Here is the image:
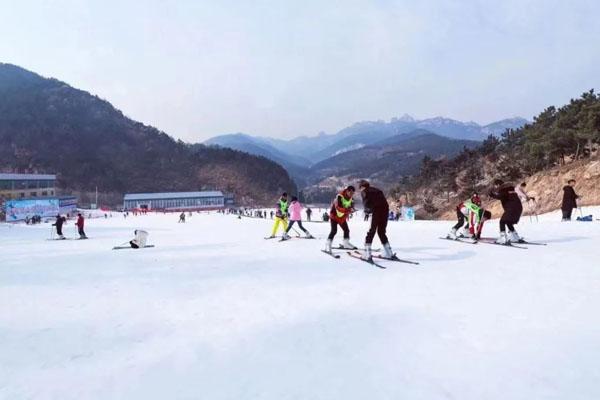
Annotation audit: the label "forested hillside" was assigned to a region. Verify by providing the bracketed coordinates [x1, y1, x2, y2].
[391, 90, 600, 218]
[0, 63, 296, 205]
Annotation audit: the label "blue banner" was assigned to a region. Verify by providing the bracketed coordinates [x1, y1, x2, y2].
[401, 206, 415, 221]
[4, 199, 60, 222]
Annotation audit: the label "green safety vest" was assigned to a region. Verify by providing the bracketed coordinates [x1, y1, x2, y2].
[336, 195, 352, 218]
[463, 200, 481, 224]
[279, 199, 288, 214]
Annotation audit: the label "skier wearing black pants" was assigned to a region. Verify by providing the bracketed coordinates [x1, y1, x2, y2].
[489, 179, 523, 244]
[561, 179, 580, 221]
[52, 214, 66, 239]
[358, 180, 393, 259]
[324, 186, 356, 252]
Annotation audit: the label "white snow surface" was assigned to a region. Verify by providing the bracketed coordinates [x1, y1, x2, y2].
[2, 210, 600, 399]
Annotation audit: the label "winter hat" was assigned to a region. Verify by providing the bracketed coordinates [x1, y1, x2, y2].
[346, 185, 356, 192]
[291, 196, 298, 202]
[358, 179, 370, 189]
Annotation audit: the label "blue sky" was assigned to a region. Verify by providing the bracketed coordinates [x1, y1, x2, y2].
[1, 0, 599, 141]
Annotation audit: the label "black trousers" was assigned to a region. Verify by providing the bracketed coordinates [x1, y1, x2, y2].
[286, 220, 308, 233]
[78, 227, 86, 237]
[365, 211, 389, 245]
[562, 208, 573, 220]
[453, 208, 465, 231]
[328, 220, 349, 240]
[56, 226, 63, 235]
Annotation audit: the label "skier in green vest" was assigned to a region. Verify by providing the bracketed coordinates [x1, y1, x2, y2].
[268, 192, 289, 238]
[324, 186, 357, 252]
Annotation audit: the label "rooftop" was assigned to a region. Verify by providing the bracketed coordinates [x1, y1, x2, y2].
[124, 191, 224, 201]
[0, 173, 56, 180]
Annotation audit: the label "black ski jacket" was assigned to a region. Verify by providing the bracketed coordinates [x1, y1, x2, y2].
[489, 183, 523, 221]
[52, 216, 65, 228]
[361, 186, 389, 215]
[561, 186, 579, 210]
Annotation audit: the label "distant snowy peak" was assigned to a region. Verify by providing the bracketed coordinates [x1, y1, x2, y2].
[392, 114, 416, 123]
[417, 117, 479, 128]
[481, 117, 530, 136]
[332, 143, 366, 156]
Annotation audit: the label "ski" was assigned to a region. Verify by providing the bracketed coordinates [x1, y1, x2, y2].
[372, 254, 420, 265]
[46, 238, 73, 241]
[477, 239, 527, 249]
[515, 240, 547, 246]
[480, 237, 546, 246]
[264, 236, 279, 240]
[337, 245, 381, 252]
[347, 251, 386, 269]
[112, 245, 155, 250]
[439, 237, 477, 245]
[321, 250, 341, 259]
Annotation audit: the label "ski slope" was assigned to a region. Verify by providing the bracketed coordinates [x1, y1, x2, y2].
[1, 210, 600, 399]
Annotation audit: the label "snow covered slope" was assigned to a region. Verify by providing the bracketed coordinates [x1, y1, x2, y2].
[1, 210, 600, 399]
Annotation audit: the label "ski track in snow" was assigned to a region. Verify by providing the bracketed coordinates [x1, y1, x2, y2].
[1, 209, 600, 399]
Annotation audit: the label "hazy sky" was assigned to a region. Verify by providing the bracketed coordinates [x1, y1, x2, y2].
[1, 0, 599, 141]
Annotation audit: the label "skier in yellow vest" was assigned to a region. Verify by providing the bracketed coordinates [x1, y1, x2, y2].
[324, 186, 357, 252]
[267, 192, 289, 238]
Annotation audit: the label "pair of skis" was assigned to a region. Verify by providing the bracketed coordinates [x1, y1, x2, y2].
[322, 249, 419, 268]
[441, 236, 547, 249]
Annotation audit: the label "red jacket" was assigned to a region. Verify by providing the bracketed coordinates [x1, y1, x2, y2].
[76, 216, 84, 228]
[329, 190, 354, 224]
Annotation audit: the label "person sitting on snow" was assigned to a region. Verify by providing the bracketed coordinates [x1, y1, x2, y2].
[130, 230, 149, 249]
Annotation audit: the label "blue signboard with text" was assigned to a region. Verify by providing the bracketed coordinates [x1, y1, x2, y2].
[4, 199, 60, 222]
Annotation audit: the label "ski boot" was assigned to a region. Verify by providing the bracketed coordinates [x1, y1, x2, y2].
[305, 231, 314, 239]
[447, 228, 458, 240]
[281, 232, 291, 241]
[382, 242, 394, 259]
[364, 243, 373, 260]
[509, 230, 522, 243]
[495, 232, 508, 244]
[324, 239, 333, 253]
[340, 239, 357, 249]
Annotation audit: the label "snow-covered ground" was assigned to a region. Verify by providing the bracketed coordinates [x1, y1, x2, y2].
[2, 209, 600, 399]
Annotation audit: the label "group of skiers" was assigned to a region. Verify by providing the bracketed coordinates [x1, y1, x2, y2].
[52, 213, 87, 239]
[268, 193, 315, 240]
[447, 178, 583, 244]
[268, 180, 396, 260]
[267, 178, 585, 259]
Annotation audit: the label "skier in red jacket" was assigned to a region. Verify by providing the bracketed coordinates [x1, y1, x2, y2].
[75, 213, 87, 239]
[324, 185, 356, 252]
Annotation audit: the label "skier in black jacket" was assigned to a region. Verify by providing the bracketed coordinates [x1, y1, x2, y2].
[489, 179, 523, 244]
[358, 180, 394, 259]
[561, 179, 580, 221]
[52, 214, 67, 239]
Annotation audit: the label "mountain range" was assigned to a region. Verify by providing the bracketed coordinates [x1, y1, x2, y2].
[205, 114, 528, 189]
[206, 114, 528, 165]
